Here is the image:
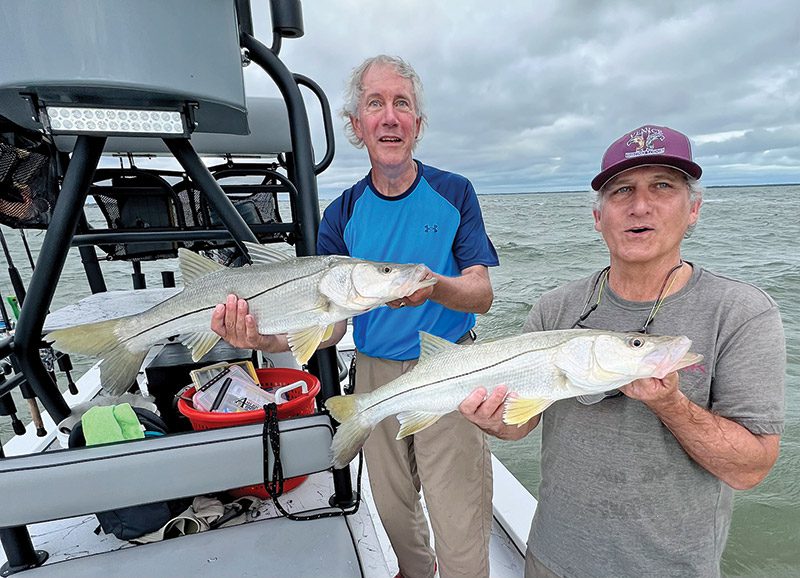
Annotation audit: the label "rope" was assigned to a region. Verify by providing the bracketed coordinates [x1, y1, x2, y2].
[262, 403, 362, 521]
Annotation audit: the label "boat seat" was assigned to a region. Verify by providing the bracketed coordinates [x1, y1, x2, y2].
[89, 168, 184, 260]
[0, 414, 363, 577]
[13, 515, 363, 578]
[0, 414, 335, 527]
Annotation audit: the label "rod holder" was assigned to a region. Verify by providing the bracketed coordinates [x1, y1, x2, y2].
[269, 0, 304, 38]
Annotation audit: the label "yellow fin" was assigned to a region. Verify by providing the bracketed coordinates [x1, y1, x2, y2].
[243, 242, 292, 264]
[178, 248, 225, 284]
[418, 331, 457, 362]
[503, 397, 555, 425]
[396, 411, 443, 439]
[325, 394, 359, 424]
[322, 323, 335, 342]
[287, 325, 327, 365]
[47, 318, 144, 396]
[182, 331, 222, 362]
[330, 415, 372, 469]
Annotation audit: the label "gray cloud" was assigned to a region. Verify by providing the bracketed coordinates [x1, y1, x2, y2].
[244, 0, 799, 196]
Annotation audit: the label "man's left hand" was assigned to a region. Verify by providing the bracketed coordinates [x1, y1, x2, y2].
[620, 371, 681, 407]
[387, 269, 437, 309]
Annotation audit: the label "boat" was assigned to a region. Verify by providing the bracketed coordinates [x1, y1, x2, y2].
[0, 1, 534, 575]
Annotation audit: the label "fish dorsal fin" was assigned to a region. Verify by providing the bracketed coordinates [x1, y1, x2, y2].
[178, 249, 225, 284]
[418, 331, 458, 362]
[243, 241, 292, 265]
[503, 397, 555, 425]
[396, 411, 444, 439]
[182, 331, 222, 362]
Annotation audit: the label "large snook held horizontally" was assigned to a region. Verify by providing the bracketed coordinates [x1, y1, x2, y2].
[46, 243, 436, 395]
[326, 329, 703, 468]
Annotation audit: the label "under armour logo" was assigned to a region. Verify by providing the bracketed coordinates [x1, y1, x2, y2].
[424, 224, 439, 233]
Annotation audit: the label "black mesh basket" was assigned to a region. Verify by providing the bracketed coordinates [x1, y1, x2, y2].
[90, 170, 184, 261]
[90, 165, 288, 264]
[0, 141, 57, 229]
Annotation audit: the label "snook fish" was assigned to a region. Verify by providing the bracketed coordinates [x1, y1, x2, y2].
[326, 329, 702, 468]
[47, 243, 435, 395]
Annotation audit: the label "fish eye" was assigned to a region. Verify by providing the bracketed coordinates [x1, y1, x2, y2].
[627, 336, 645, 348]
[381, 266, 392, 274]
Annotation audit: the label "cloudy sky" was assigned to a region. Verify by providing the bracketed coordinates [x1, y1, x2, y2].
[244, 0, 799, 196]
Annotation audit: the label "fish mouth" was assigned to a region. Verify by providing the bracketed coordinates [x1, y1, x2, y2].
[395, 265, 436, 295]
[352, 264, 436, 307]
[646, 338, 703, 378]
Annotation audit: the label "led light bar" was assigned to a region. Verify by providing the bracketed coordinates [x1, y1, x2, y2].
[43, 105, 189, 137]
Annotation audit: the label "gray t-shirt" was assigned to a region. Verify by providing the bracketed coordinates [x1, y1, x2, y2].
[524, 264, 785, 578]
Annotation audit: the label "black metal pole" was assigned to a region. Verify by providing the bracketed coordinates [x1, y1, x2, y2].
[242, 32, 354, 506]
[131, 261, 146, 290]
[77, 215, 107, 294]
[0, 228, 27, 306]
[13, 135, 106, 425]
[164, 138, 258, 262]
[0, 528, 48, 576]
[241, 35, 319, 256]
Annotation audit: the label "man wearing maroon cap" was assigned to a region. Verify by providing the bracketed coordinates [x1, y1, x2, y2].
[460, 125, 785, 577]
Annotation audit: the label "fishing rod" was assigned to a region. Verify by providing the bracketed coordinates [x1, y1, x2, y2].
[18, 228, 36, 270]
[0, 272, 45, 436]
[0, 226, 48, 435]
[0, 226, 27, 306]
[14, 227, 79, 394]
[0, 269, 26, 436]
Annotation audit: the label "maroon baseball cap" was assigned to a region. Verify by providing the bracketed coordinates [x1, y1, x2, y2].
[591, 125, 702, 191]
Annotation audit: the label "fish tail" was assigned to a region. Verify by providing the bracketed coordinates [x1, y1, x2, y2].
[325, 393, 361, 423]
[326, 393, 373, 469]
[47, 319, 145, 395]
[330, 417, 373, 469]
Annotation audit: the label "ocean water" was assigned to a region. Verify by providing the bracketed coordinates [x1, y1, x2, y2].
[0, 185, 797, 576]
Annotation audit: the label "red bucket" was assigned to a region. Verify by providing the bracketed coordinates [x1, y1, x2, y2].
[177, 367, 321, 497]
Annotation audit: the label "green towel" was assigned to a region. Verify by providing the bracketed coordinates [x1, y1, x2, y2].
[82, 403, 145, 446]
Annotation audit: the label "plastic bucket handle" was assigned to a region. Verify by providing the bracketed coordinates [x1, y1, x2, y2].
[273, 380, 308, 405]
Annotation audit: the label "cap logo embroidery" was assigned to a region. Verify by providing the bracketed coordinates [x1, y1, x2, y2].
[624, 127, 665, 158]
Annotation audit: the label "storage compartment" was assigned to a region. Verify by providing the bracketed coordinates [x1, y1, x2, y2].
[177, 368, 321, 497]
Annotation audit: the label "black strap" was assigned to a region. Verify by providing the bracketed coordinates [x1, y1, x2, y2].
[344, 353, 356, 395]
[262, 403, 362, 521]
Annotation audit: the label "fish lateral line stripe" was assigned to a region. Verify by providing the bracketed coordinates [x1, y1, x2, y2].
[364, 348, 547, 413]
[118, 270, 323, 346]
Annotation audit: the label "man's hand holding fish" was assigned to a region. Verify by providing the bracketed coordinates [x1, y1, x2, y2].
[459, 385, 537, 441]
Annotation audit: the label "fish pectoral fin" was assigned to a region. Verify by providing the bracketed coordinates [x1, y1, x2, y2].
[396, 411, 444, 439]
[503, 397, 555, 426]
[418, 331, 458, 362]
[243, 242, 292, 264]
[99, 348, 149, 396]
[178, 249, 225, 284]
[287, 326, 328, 366]
[182, 332, 222, 362]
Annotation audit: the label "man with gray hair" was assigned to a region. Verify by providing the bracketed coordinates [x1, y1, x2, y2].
[318, 55, 498, 578]
[460, 125, 785, 577]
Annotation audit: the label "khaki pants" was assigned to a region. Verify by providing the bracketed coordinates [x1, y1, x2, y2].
[356, 348, 493, 578]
